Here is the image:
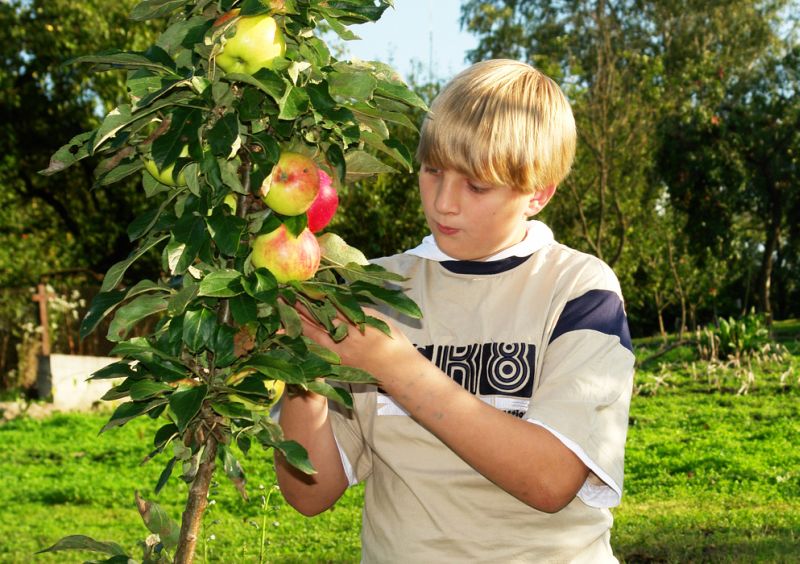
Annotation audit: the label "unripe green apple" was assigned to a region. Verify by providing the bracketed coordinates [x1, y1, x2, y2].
[214, 9, 286, 75]
[142, 146, 189, 187]
[252, 224, 320, 283]
[259, 152, 320, 216]
[226, 368, 285, 410]
[307, 169, 339, 232]
[224, 193, 237, 212]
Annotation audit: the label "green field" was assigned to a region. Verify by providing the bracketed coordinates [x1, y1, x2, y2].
[1, 328, 798, 563]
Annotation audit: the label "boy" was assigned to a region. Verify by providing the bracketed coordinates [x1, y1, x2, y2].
[276, 59, 635, 562]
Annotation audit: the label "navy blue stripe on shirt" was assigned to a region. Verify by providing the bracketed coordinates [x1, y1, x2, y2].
[440, 254, 532, 275]
[549, 289, 633, 352]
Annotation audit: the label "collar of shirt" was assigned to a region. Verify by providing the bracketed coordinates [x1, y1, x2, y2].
[404, 220, 555, 262]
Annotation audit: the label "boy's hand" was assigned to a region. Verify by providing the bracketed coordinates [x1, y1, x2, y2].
[292, 303, 415, 384]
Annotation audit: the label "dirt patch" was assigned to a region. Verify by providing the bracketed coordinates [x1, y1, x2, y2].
[0, 400, 60, 422]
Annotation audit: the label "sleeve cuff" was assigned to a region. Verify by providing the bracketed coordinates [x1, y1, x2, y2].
[526, 418, 622, 508]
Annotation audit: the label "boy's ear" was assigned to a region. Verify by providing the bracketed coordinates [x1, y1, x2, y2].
[525, 184, 557, 217]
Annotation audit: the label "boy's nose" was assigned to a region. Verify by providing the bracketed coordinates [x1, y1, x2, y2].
[434, 174, 460, 214]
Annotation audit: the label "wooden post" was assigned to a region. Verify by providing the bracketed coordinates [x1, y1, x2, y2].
[32, 283, 53, 355]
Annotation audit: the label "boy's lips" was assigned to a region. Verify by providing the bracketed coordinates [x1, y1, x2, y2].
[435, 222, 460, 235]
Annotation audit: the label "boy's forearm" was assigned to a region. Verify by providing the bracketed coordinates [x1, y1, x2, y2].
[274, 389, 349, 516]
[381, 351, 589, 513]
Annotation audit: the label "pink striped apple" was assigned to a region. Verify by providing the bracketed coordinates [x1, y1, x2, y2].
[251, 224, 320, 283]
[259, 152, 320, 216]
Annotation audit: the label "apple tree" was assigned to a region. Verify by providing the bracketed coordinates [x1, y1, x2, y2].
[37, 1, 424, 562]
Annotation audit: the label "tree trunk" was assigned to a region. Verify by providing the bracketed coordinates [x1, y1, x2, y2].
[174, 434, 219, 564]
[757, 195, 781, 326]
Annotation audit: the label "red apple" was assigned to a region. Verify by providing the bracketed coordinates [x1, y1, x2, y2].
[306, 169, 339, 232]
[251, 224, 320, 283]
[259, 152, 320, 216]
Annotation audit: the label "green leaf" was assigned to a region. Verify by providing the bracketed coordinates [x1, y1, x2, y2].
[101, 398, 168, 433]
[167, 215, 207, 275]
[278, 85, 310, 120]
[375, 79, 428, 110]
[154, 423, 179, 448]
[225, 70, 286, 102]
[276, 300, 302, 338]
[207, 213, 247, 257]
[107, 294, 168, 342]
[36, 535, 127, 556]
[344, 150, 397, 181]
[101, 233, 169, 292]
[328, 290, 366, 326]
[243, 269, 279, 303]
[135, 491, 181, 551]
[130, 380, 173, 401]
[246, 353, 305, 384]
[213, 324, 237, 368]
[39, 131, 94, 175]
[199, 270, 244, 298]
[167, 281, 199, 317]
[210, 400, 252, 419]
[208, 112, 241, 157]
[326, 143, 346, 184]
[229, 294, 258, 324]
[274, 440, 315, 475]
[350, 281, 422, 319]
[317, 232, 369, 266]
[94, 156, 144, 187]
[361, 130, 412, 171]
[168, 385, 208, 432]
[93, 104, 134, 153]
[328, 364, 379, 384]
[130, 0, 187, 21]
[88, 361, 137, 381]
[67, 49, 178, 74]
[80, 290, 126, 339]
[328, 68, 377, 102]
[182, 308, 217, 352]
[219, 444, 248, 500]
[306, 380, 353, 408]
[322, 14, 360, 41]
[154, 457, 177, 494]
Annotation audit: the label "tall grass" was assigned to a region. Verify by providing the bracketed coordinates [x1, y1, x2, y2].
[1, 321, 798, 563]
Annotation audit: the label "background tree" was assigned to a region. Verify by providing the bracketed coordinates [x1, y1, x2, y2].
[0, 1, 160, 287]
[460, 0, 799, 333]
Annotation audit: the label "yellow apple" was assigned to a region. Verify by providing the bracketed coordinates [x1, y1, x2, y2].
[214, 10, 286, 75]
[142, 145, 189, 187]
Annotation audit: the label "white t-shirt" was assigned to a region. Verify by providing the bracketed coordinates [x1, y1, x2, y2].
[329, 222, 635, 562]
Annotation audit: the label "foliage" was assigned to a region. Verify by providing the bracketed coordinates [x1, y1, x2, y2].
[459, 0, 800, 334]
[35, 0, 427, 561]
[0, 0, 161, 288]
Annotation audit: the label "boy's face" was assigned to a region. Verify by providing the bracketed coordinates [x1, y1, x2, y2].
[418, 164, 552, 261]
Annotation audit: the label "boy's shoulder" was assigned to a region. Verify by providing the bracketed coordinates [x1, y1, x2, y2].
[540, 241, 624, 296]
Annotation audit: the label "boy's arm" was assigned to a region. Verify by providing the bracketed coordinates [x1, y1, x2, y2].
[274, 389, 349, 516]
[297, 310, 589, 514]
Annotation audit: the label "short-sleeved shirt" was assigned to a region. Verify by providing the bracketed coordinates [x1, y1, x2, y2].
[329, 228, 634, 563]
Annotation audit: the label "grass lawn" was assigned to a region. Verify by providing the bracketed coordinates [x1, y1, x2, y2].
[1, 323, 798, 562]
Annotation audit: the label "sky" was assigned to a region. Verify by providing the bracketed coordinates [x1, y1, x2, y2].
[334, 0, 478, 83]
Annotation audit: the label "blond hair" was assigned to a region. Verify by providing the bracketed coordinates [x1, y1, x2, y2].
[416, 59, 576, 194]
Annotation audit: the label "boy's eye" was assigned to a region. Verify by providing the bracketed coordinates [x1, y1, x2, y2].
[468, 183, 490, 194]
[423, 165, 441, 175]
